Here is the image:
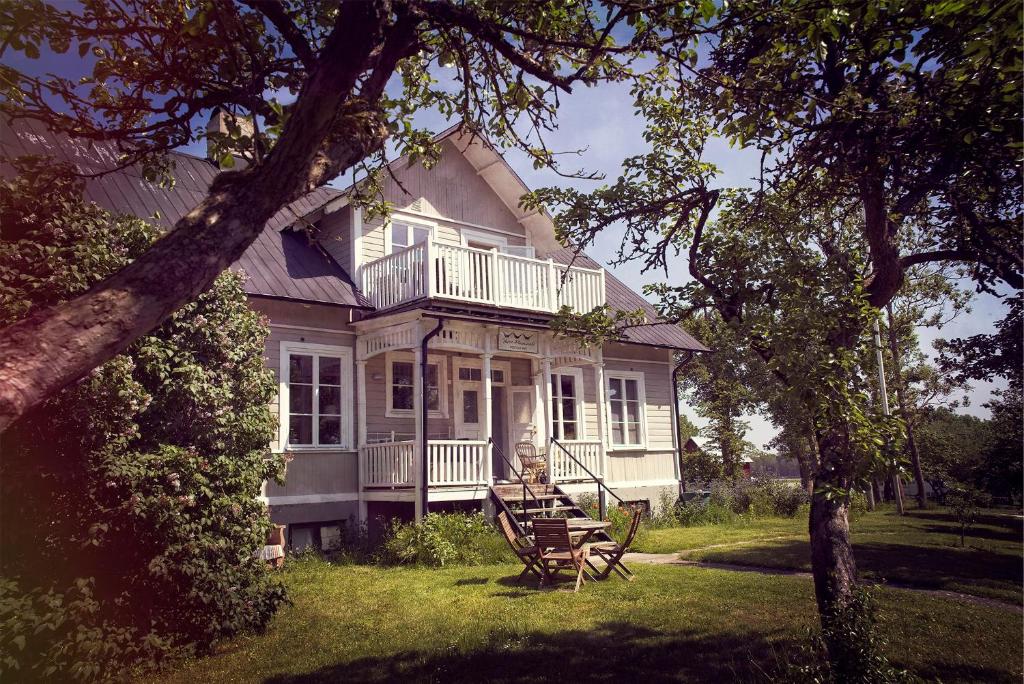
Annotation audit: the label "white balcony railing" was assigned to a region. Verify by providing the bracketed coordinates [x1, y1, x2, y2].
[360, 439, 489, 488]
[550, 440, 604, 482]
[361, 242, 604, 314]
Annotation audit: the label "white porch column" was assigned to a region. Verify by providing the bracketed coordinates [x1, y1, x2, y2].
[482, 325, 494, 484]
[356, 360, 367, 449]
[594, 357, 608, 481]
[482, 351, 493, 484]
[413, 344, 424, 521]
[541, 353, 554, 483]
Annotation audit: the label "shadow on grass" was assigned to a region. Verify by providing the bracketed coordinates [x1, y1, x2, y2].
[262, 620, 791, 683]
[904, 510, 1024, 530]
[699, 538, 1022, 600]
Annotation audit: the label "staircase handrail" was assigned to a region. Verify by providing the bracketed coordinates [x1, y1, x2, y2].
[549, 437, 628, 509]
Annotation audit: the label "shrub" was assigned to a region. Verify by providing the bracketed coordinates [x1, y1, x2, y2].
[0, 162, 286, 679]
[378, 513, 513, 567]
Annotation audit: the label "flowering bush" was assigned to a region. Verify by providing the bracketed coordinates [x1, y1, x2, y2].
[0, 162, 286, 680]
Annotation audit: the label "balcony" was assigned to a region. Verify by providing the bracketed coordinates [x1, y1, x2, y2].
[361, 241, 605, 314]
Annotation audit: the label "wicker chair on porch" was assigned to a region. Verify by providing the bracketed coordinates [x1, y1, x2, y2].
[514, 442, 547, 484]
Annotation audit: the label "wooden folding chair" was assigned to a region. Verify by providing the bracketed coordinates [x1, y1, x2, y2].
[497, 511, 541, 583]
[515, 442, 547, 484]
[589, 506, 642, 581]
[532, 518, 590, 592]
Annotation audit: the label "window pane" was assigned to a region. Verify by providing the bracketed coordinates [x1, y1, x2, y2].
[611, 423, 624, 445]
[412, 226, 430, 245]
[393, 385, 413, 410]
[551, 420, 561, 439]
[392, 224, 408, 249]
[608, 378, 622, 399]
[458, 367, 472, 381]
[319, 386, 340, 415]
[288, 415, 313, 445]
[289, 384, 312, 413]
[424, 364, 438, 387]
[319, 357, 341, 385]
[426, 387, 440, 411]
[463, 390, 479, 423]
[289, 355, 313, 383]
[563, 421, 578, 440]
[491, 369, 504, 383]
[625, 379, 639, 401]
[626, 399, 640, 423]
[318, 417, 341, 445]
[610, 399, 624, 423]
[560, 375, 575, 397]
[393, 362, 413, 387]
[561, 398, 576, 421]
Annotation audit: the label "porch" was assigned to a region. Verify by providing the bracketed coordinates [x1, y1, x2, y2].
[360, 240, 605, 314]
[355, 316, 612, 517]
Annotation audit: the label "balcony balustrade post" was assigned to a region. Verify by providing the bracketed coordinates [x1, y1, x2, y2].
[547, 258, 557, 312]
[424, 241, 435, 298]
[489, 248, 500, 306]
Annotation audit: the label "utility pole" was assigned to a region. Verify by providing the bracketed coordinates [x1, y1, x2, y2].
[873, 318, 904, 515]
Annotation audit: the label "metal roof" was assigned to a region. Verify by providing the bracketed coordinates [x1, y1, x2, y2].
[545, 247, 709, 352]
[0, 118, 369, 308]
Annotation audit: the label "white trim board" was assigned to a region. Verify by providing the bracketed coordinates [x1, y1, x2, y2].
[270, 323, 356, 336]
[265, 493, 359, 506]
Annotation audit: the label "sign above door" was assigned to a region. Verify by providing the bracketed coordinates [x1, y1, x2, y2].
[497, 328, 539, 354]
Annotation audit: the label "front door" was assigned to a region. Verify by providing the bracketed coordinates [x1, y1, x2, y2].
[454, 380, 483, 440]
[508, 387, 536, 477]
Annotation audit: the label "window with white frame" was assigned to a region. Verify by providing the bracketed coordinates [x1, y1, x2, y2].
[386, 352, 447, 417]
[606, 371, 646, 448]
[389, 218, 432, 254]
[279, 342, 353, 449]
[550, 370, 583, 441]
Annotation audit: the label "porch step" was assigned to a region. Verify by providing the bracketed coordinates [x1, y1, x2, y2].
[503, 494, 563, 503]
[521, 505, 580, 514]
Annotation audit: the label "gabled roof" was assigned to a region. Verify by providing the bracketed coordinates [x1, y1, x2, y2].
[0, 118, 369, 309]
[546, 248, 709, 351]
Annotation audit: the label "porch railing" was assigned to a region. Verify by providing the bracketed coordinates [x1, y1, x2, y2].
[549, 440, 604, 482]
[427, 440, 488, 486]
[360, 439, 488, 488]
[362, 241, 604, 314]
[360, 440, 415, 487]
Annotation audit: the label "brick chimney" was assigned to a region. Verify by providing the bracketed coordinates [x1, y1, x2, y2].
[206, 108, 254, 169]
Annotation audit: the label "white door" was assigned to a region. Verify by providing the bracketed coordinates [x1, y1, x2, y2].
[454, 377, 484, 439]
[509, 387, 535, 448]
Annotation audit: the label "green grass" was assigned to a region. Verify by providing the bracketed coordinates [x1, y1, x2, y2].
[637, 506, 1023, 603]
[158, 559, 1021, 683]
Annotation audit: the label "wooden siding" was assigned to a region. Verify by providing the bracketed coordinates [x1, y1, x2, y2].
[318, 205, 352, 275]
[383, 140, 526, 234]
[265, 452, 357, 497]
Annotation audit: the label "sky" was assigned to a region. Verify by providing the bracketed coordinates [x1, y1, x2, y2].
[9, 29, 1008, 451]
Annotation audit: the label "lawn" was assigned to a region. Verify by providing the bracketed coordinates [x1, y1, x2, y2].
[158, 558, 1022, 683]
[637, 506, 1024, 603]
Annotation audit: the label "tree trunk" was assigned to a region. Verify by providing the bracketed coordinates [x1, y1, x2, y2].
[871, 478, 882, 503]
[808, 426, 858, 657]
[885, 303, 928, 508]
[0, 3, 402, 433]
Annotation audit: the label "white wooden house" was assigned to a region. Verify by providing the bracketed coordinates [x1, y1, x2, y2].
[2, 120, 708, 546]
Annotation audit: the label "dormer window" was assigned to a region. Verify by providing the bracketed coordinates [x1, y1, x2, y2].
[389, 219, 431, 254]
